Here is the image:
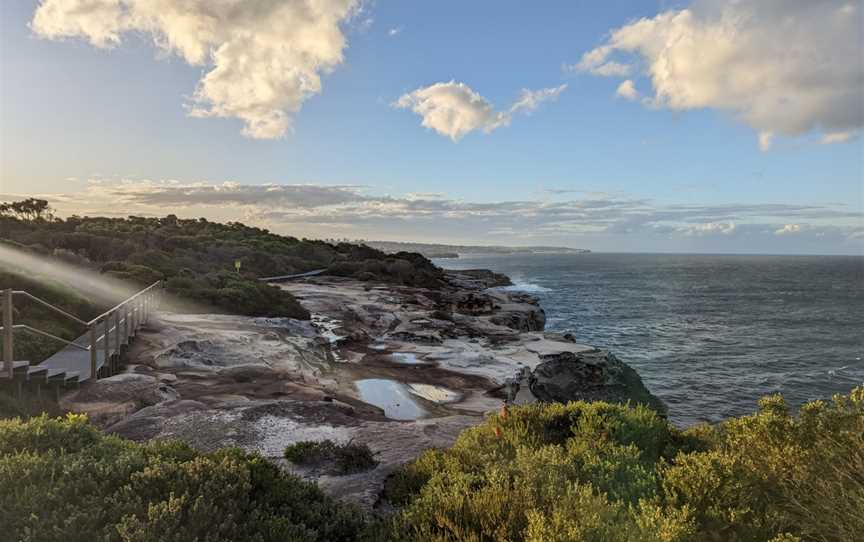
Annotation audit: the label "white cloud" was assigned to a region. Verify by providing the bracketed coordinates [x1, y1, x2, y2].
[569, 47, 631, 76]
[575, 0, 863, 148]
[510, 84, 567, 114]
[821, 131, 857, 144]
[758, 132, 774, 152]
[775, 224, 802, 235]
[394, 81, 566, 141]
[677, 222, 737, 236]
[5, 180, 861, 251]
[31, 0, 360, 139]
[388, 26, 402, 37]
[615, 80, 638, 101]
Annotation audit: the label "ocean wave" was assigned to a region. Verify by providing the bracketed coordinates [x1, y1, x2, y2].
[499, 282, 552, 293]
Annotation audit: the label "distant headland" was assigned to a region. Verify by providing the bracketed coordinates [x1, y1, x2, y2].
[364, 240, 591, 259]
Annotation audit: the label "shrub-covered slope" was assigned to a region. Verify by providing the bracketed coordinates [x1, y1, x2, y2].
[385, 388, 864, 541]
[0, 200, 444, 320]
[0, 414, 372, 542]
[2, 390, 860, 542]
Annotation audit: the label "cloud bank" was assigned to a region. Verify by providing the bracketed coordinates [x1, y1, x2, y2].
[394, 81, 566, 141]
[31, 0, 360, 139]
[574, 0, 863, 148]
[10, 179, 860, 253]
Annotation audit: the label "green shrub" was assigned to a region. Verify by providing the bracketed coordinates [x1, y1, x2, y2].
[0, 414, 371, 541]
[386, 388, 864, 542]
[285, 439, 378, 475]
[2, 208, 445, 322]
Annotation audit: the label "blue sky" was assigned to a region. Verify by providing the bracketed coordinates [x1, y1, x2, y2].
[0, 0, 862, 254]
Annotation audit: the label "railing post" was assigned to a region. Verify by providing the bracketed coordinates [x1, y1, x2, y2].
[124, 303, 130, 342]
[103, 316, 110, 376]
[89, 324, 98, 380]
[130, 299, 136, 336]
[114, 310, 121, 356]
[3, 289, 13, 379]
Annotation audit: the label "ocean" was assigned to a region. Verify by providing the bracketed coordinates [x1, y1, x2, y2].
[437, 253, 864, 427]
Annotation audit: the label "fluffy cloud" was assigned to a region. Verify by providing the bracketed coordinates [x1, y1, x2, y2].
[31, 0, 360, 139]
[615, 80, 638, 101]
[394, 81, 566, 141]
[574, 0, 863, 149]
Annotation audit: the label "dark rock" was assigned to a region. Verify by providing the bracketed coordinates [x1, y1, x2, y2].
[529, 349, 666, 414]
[445, 269, 512, 289]
[489, 307, 546, 332]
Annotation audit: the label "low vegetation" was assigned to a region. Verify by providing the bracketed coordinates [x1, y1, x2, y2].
[2, 389, 860, 541]
[0, 198, 444, 322]
[384, 388, 864, 541]
[284, 439, 379, 475]
[0, 414, 372, 542]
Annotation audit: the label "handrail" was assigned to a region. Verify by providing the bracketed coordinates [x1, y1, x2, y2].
[90, 281, 160, 324]
[86, 280, 162, 325]
[3, 280, 162, 380]
[14, 325, 89, 351]
[11, 291, 89, 326]
[11, 280, 161, 327]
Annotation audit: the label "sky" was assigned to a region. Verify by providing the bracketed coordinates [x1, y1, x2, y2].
[0, 0, 862, 254]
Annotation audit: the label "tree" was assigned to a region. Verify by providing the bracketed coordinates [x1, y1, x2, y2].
[0, 198, 54, 221]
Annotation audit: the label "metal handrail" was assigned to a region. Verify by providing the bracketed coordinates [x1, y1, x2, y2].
[11, 291, 89, 326]
[14, 324, 89, 351]
[87, 280, 161, 325]
[2, 280, 163, 380]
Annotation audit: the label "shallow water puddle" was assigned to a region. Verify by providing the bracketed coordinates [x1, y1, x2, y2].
[355, 379, 427, 420]
[407, 383, 460, 403]
[390, 352, 425, 365]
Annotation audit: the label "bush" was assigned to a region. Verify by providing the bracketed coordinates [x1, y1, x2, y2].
[285, 439, 378, 475]
[1, 207, 448, 321]
[0, 414, 371, 542]
[385, 388, 864, 541]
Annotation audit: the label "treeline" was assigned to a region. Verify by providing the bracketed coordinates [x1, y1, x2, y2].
[0, 199, 444, 320]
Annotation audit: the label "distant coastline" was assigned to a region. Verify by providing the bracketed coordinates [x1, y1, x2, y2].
[365, 240, 590, 259]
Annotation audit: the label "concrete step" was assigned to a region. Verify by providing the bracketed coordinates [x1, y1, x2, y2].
[0, 361, 30, 378]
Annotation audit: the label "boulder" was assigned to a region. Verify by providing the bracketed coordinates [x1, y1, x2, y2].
[61, 373, 179, 427]
[529, 349, 666, 414]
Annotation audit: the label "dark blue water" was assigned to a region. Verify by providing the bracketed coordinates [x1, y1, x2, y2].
[438, 253, 864, 426]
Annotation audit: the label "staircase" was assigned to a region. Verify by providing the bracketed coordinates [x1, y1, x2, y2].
[1, 281, 163, 397]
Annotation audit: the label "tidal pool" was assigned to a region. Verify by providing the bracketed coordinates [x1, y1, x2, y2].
[390, 352, 425, 365]
[355, 379, 427, 420]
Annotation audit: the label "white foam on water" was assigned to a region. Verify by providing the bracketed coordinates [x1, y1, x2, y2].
[498, 282, 552, 293]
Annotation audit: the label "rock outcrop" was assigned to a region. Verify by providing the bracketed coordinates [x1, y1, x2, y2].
[65, 267, 664, 510]
[529, 349, 666, 415]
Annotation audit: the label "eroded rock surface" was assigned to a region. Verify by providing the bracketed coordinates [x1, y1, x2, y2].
[66, 268, 663, 510]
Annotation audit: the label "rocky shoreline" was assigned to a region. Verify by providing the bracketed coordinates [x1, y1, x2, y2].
[60, 268, 663, 509]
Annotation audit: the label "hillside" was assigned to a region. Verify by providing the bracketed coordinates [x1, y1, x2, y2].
[0, 199, 445, 322]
